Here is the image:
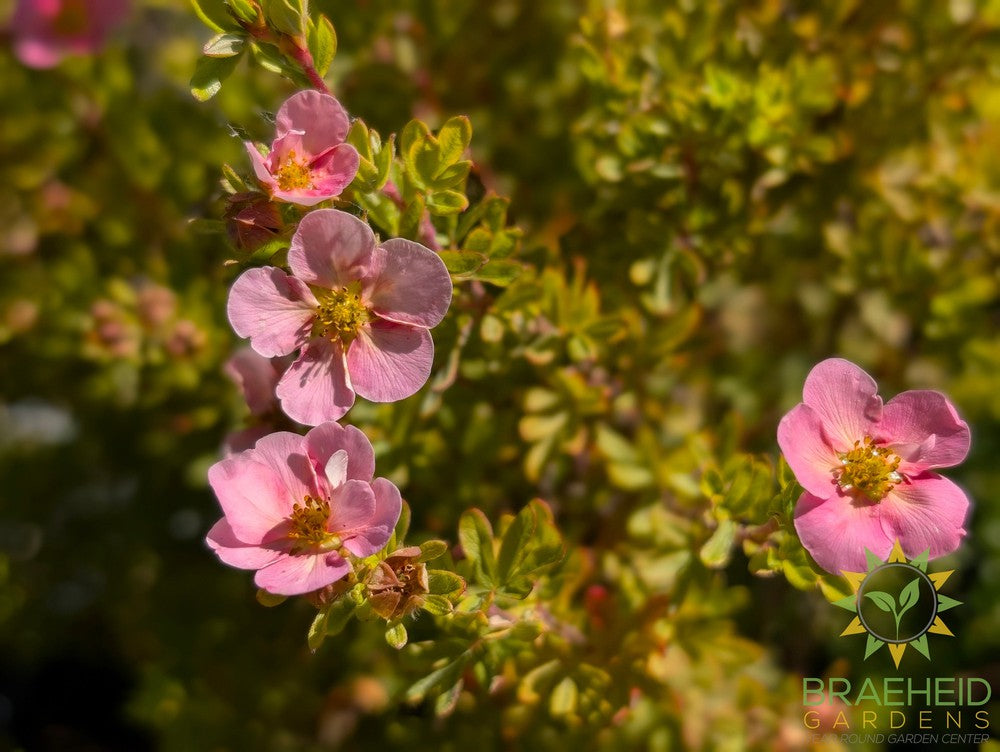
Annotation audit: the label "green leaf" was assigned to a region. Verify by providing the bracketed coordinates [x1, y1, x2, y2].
[434, 677, 463, 717]
[307, 608, 329, 651]
[509, 620, 543, 642]
[497, 505, 537, 586]
[471, 260, 523, 286]
[356, 191, 400, 236]
[427, 190, 469, 216]
[405, 654, 469, 703]
[399, 195, 426, 240]
[439, 250, 487, 276]
[261, 0, 305, 36]
[307, 14, 337, 76]
[430, 161, 471, 189]
[549, 676, 578, 717]
[427, 570, 466, 596]
[190, 0, 235, 32]
[227, 0, 258, 23]
[436, 116, 472, 167]
[418, 539, 449, 562]
[325, 597, 356, 637]
[255, 589, 287, 607]
[897, 577, 921, 616]
[699, 518, 737, 568]
[421, 594, 454, 616]
[203, 33, 245, 57]
[458, 509, 497, 586]
[190, 52, 242, 101]
[346, 119, 374, 162]
[864, 591, 897, 614]
[372, 133, 395, 189]
[385, 622, 408, 649]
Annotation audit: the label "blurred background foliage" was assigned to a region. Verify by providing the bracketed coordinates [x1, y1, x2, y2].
[1, 0, 1000, 749]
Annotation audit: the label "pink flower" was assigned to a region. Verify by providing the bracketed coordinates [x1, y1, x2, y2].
[10, 0, 129, 69]
[225, 347, 287, 417]
[245, 90, 360, 206]
[778, 358, 971, 574]
[206, 423, 402, 596]
[222, 348, 290, 455]
[227, 209, 452, 425]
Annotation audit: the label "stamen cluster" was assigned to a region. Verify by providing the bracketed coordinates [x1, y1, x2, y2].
[836, 436, 902, 502]
[314, 288, 369, 343]
[288, 495, 333, 546]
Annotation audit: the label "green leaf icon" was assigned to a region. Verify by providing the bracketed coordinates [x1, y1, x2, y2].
[898, 577, 921, 617]
[864, 590, 897, 614]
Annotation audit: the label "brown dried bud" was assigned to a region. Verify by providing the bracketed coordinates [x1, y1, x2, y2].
[365, 546, 429, 620]
[225, 192, 283, 253]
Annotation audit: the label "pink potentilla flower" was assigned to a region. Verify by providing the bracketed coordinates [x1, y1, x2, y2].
[227, 209, 453, 425]
[10, 0, 129, 69]
[777, 358, 971, 574]
[206, 423, 402, 596]
[245, 90, 360, 206]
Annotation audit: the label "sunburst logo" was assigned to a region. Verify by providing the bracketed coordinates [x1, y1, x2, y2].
[834, 541, 961, 668]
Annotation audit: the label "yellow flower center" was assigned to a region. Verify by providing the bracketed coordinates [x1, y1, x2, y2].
[287, 496, 341, 550]
[314, 288, 369, 344]
[835, 436, 902, 503]
[275, 151, 313, 192]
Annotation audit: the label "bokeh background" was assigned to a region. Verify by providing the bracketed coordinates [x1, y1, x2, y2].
[2, 0, 1000, 749]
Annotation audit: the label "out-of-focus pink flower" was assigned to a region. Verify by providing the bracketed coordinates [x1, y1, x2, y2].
[10, 0, 129, 69]
[245, 91, 360, 206]
[222, 348, 290, 456]
[227, 209, 452, 425]
[206, 423, 402, 596]
[778, 358, 971, 573]
[224, 347, 287, 417]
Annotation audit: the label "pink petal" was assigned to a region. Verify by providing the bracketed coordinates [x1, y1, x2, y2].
[328, 479, 377, 535]
[275, 338, 356, 425]
[309, 143, 361, 197]
[287, 209, 376, 289]
[274, 90, 350, 157]
[343, 477, 401, 557]
[347, 320, 434, 403]
[802, 358, 883, 452]
[304, 422, 376, 484]
[207, 456, 289, 544]
[267, 132, 305, 166]
[227, 267, 317, 358]
[879, 474, 969, 561]
[206, 518, 283, 570]
[364, 239, 452, 328]
[793, 491, 893, 574]
[270, 188, 338, 208]
[254, 551, 351, 596]
[244, 141, 277, 189]
[776, 403, 841, 499]
[225, 347, 281, 415]
[876, 390, 971, 470]
[247, 431, 317, 507]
